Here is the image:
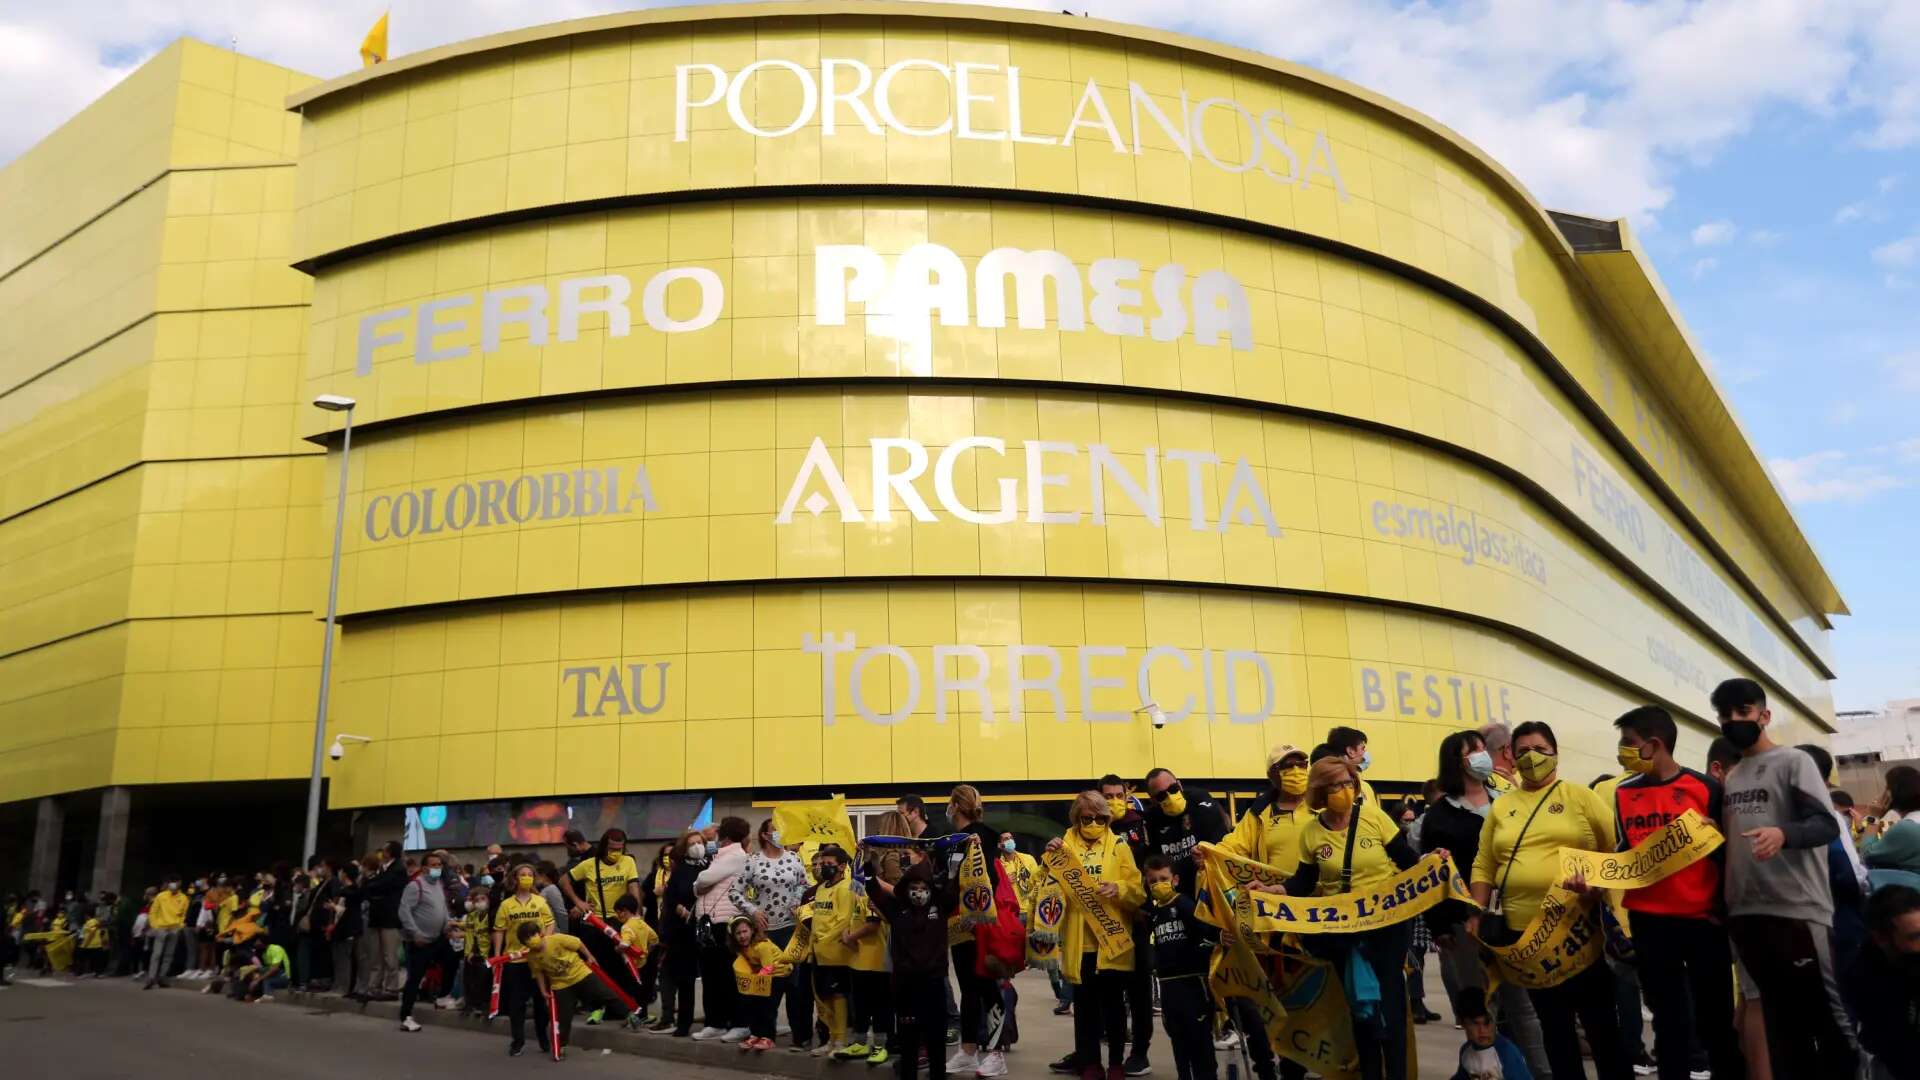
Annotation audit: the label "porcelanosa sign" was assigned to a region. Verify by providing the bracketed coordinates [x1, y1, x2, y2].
[350, 243, 1252, 378]
[673, 60, 1352, 198]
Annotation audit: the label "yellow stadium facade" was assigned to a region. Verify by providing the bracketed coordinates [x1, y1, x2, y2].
[1, 4, 1846, 892]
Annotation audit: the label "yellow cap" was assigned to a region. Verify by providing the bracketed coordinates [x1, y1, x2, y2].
[1267, 743, 1307, 769]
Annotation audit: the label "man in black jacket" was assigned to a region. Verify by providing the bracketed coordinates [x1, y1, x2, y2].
[361, 840, 407, 1000]
[1141, 769, 1231, 896]
[1842, 885, 1920, 1079]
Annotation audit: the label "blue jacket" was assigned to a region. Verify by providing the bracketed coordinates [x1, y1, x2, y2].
[1452, 1035, 1533, 1080]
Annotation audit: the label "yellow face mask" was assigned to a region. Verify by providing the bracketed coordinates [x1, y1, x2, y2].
[1148, 881, 1176, 905]
[1322, 787, 1356, 815]
[1077, 821, 1109, 843]
[1616, 743, 1657, 774]
[1516, 749, 1558, 784]
[1278, 767, 1309, 796]
[1106, 797, 1129, 820]
[1159, 791, 1188, 816]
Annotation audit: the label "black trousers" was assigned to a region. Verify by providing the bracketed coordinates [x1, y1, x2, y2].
[577, 926, 639, 1017]
[1159, 975, 1216, 1080]
[1633, 913, 1743, 1080]
[789, 959, 816, 1045]
[699, 940, 738, 1029]
[1228, 997, 1282, 1080]
[894, 971, 949, 1080]
[1074, 953, 1130, 1069]
[851, 968, 895, 1042]
[1126, 931, 1155, 1058]
[741, 993, 778, 1039]
[553, 976, 619, 1048]
[499, 962, 554, 1050]
[952, 942, 998, 1049]
[399, 936, 457, 1020]
[1305, 922, 1412, 1080]
[1729, 914, 1857, 1080]
[1528, 956, 1631, 1080]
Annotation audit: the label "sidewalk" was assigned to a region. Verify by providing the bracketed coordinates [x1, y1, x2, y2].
[149, 967, 1482, 1079]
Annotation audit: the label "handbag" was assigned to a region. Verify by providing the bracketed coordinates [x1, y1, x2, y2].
[1477, 781, 1560, 948]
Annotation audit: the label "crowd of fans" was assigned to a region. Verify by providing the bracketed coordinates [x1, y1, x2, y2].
[4, 675, 1920, 1080]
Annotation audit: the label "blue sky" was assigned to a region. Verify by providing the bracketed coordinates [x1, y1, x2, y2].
[2, 0, 1914, 708]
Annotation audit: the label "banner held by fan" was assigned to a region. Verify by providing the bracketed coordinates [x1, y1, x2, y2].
[772, 795, 857, 856]
[1479, 884, 1606, 990]
[1199, 843, 1476, 936]
[1559, 808, 1724, 890]
[1043, 844, 1132, 961]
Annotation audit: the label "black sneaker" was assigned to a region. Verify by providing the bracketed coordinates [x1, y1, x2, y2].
[509, 1043, 525, 1057]
[946, 1026, 960, 1046]
[1052, 1002, 1071, 1016]
[1050, 1053, 1081, 1074]
[1124, 1055, 1151, 1077]
[1632, 1052, 1656, 1076]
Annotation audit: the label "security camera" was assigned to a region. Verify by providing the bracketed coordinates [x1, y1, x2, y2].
[1149, 706, 1168, 730]
[328, 742, 344, 761]
[328, 734, 371, 761]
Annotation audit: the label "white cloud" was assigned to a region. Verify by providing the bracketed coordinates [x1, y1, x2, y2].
[1834, 202, 1869, 223]
[1690, 257, 1720, 279]
[1874, 234, 1920, 267]
[0, 0, 1915, 228]
[1691, 220, 1738, 246]
[1879, 174, 1907, 194]
[1747, 228, 1784, 246]
[1769, 447, 1909, 504]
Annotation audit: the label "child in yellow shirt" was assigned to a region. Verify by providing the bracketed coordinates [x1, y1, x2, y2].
[610, 894, 659, 1030]
[728, 916, 792, 1051]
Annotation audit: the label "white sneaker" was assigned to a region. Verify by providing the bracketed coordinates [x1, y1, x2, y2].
[433, 995, 456, 1009]
[257, 994, 274, 1003]
[400, 1017, 422, 1032]
[976, 1051, 1009, 1077]
[1212, 1033, 1239, 1051]
[692, 1026, 726, 1041]
[946, 1050, 980, 1073]
[813, 1041, 844, 1058]
[722, 1027, 750, 1043]
[776, 1021, 792, 1037]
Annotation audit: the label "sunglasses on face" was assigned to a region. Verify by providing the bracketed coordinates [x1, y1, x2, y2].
[1150, 782, 1183, 802]
[1081, 814, 1112, 826]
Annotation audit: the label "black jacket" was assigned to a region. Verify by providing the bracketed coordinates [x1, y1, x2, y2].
[1842, 942, 1920, 1077]
[1142, 792, 1231, 894]
[1418, 795, 1490, 935]
[1145, 893, 1216, 978]
[363, 860, 407, 930]
[334, 876, 366, 938]
[868, 862, 954, 979]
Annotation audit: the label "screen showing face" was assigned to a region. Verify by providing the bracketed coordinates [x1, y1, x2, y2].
[403, 793, 708, 850]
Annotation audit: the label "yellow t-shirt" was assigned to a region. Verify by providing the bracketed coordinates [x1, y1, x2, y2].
[149, 890, 190, 930]
[463, 910, 494, 959]
[1487, 771, 1515, 793]
[733, 939, 789, 994]
[568, 853, 640, 916]
[619, 916, 659, 964]
[1222, 798, 1312, 873]
[217, 892, 240, 933]
[1295, 803, 1403, 895]
[81, 918, 107, 949]
[810, 876, 856, 967]
[493, 893, 556, 962]
[531, 932, 593, 991]
[1471, 779, 1616, 930]
[849, 893, 887, 973]
[1000, 852, 1041, 917]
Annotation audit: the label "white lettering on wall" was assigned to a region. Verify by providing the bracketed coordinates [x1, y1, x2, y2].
[673, 60, 1349, 201]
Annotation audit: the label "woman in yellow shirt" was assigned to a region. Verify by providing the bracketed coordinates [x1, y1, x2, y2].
[1045, 790, 1144, 1080]
[1274, 757, 1432, 1080]
[492, 865, 557, 1057]
[517, 922, 619, 1060]
[1467, 720, 1630, 1080]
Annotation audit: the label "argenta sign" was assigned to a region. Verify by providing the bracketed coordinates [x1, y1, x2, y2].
[673, 60, 1351, 197]
[351, 244, 1252, 378]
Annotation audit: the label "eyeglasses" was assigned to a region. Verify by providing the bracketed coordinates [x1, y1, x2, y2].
[1150, 782, 1183, 802]
[1081, 814, 1112, 826]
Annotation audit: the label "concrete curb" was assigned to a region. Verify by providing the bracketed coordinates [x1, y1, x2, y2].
[161, 978, 895, 1077]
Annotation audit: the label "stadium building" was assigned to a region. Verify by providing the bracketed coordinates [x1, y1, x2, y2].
[0, 3, 1846, 892]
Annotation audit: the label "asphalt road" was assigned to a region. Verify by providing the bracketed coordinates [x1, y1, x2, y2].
[0, 976, 764, 1079]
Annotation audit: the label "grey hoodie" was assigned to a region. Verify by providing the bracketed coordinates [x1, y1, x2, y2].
[396, 872, 450, 940]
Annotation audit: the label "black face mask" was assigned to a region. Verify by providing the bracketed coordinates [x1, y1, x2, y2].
[1722, 719, 1762, 750]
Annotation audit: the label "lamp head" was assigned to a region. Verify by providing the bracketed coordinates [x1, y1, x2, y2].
[313, 394, 356, 412]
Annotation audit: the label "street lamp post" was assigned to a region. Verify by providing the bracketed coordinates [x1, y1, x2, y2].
[304, 394, 357, 865]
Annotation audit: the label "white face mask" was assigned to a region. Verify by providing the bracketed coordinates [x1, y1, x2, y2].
[907, 887, 931, 907]
[686, 843, 706, 862]
[768, 830, 783, 847]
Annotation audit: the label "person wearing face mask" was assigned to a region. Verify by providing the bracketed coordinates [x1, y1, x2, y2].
[1468, 721, 1630, 1080]
[943, 785, 1014, 1077]
[459, 881, 495, 1017]
[1142, 855, 1218, 1080]
[492, 862, 557, 1056]
[1479, 722, 1518, 793]
[1714, 676, 1856, 1080]
[1088, 774, 1153, 1080]
[1218, 745, 1317, 1080]
[1417, 730, 1549, 1079]
[1326, 726, 1382, 806]
[731, 818, 812, 1047]
[1609, 706, 1737, 1080]
[870, 856, 958, 1080]
[1273, 758, 1432, 1080]
[692, 816, 753, 1043]
[1047, 790, 1145, 1080]
[557, 828, 644, 1025]
[662, 829, 708, 1038]
[396, 850, 458, 1030]
[1141, 768, 1230, 895]
[998, 832, 1041, 920]
[142, 875, 190, 989]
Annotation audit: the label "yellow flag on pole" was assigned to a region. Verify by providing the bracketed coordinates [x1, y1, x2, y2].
[771, 795, 857, 855]
[360, 12, 389, 67]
